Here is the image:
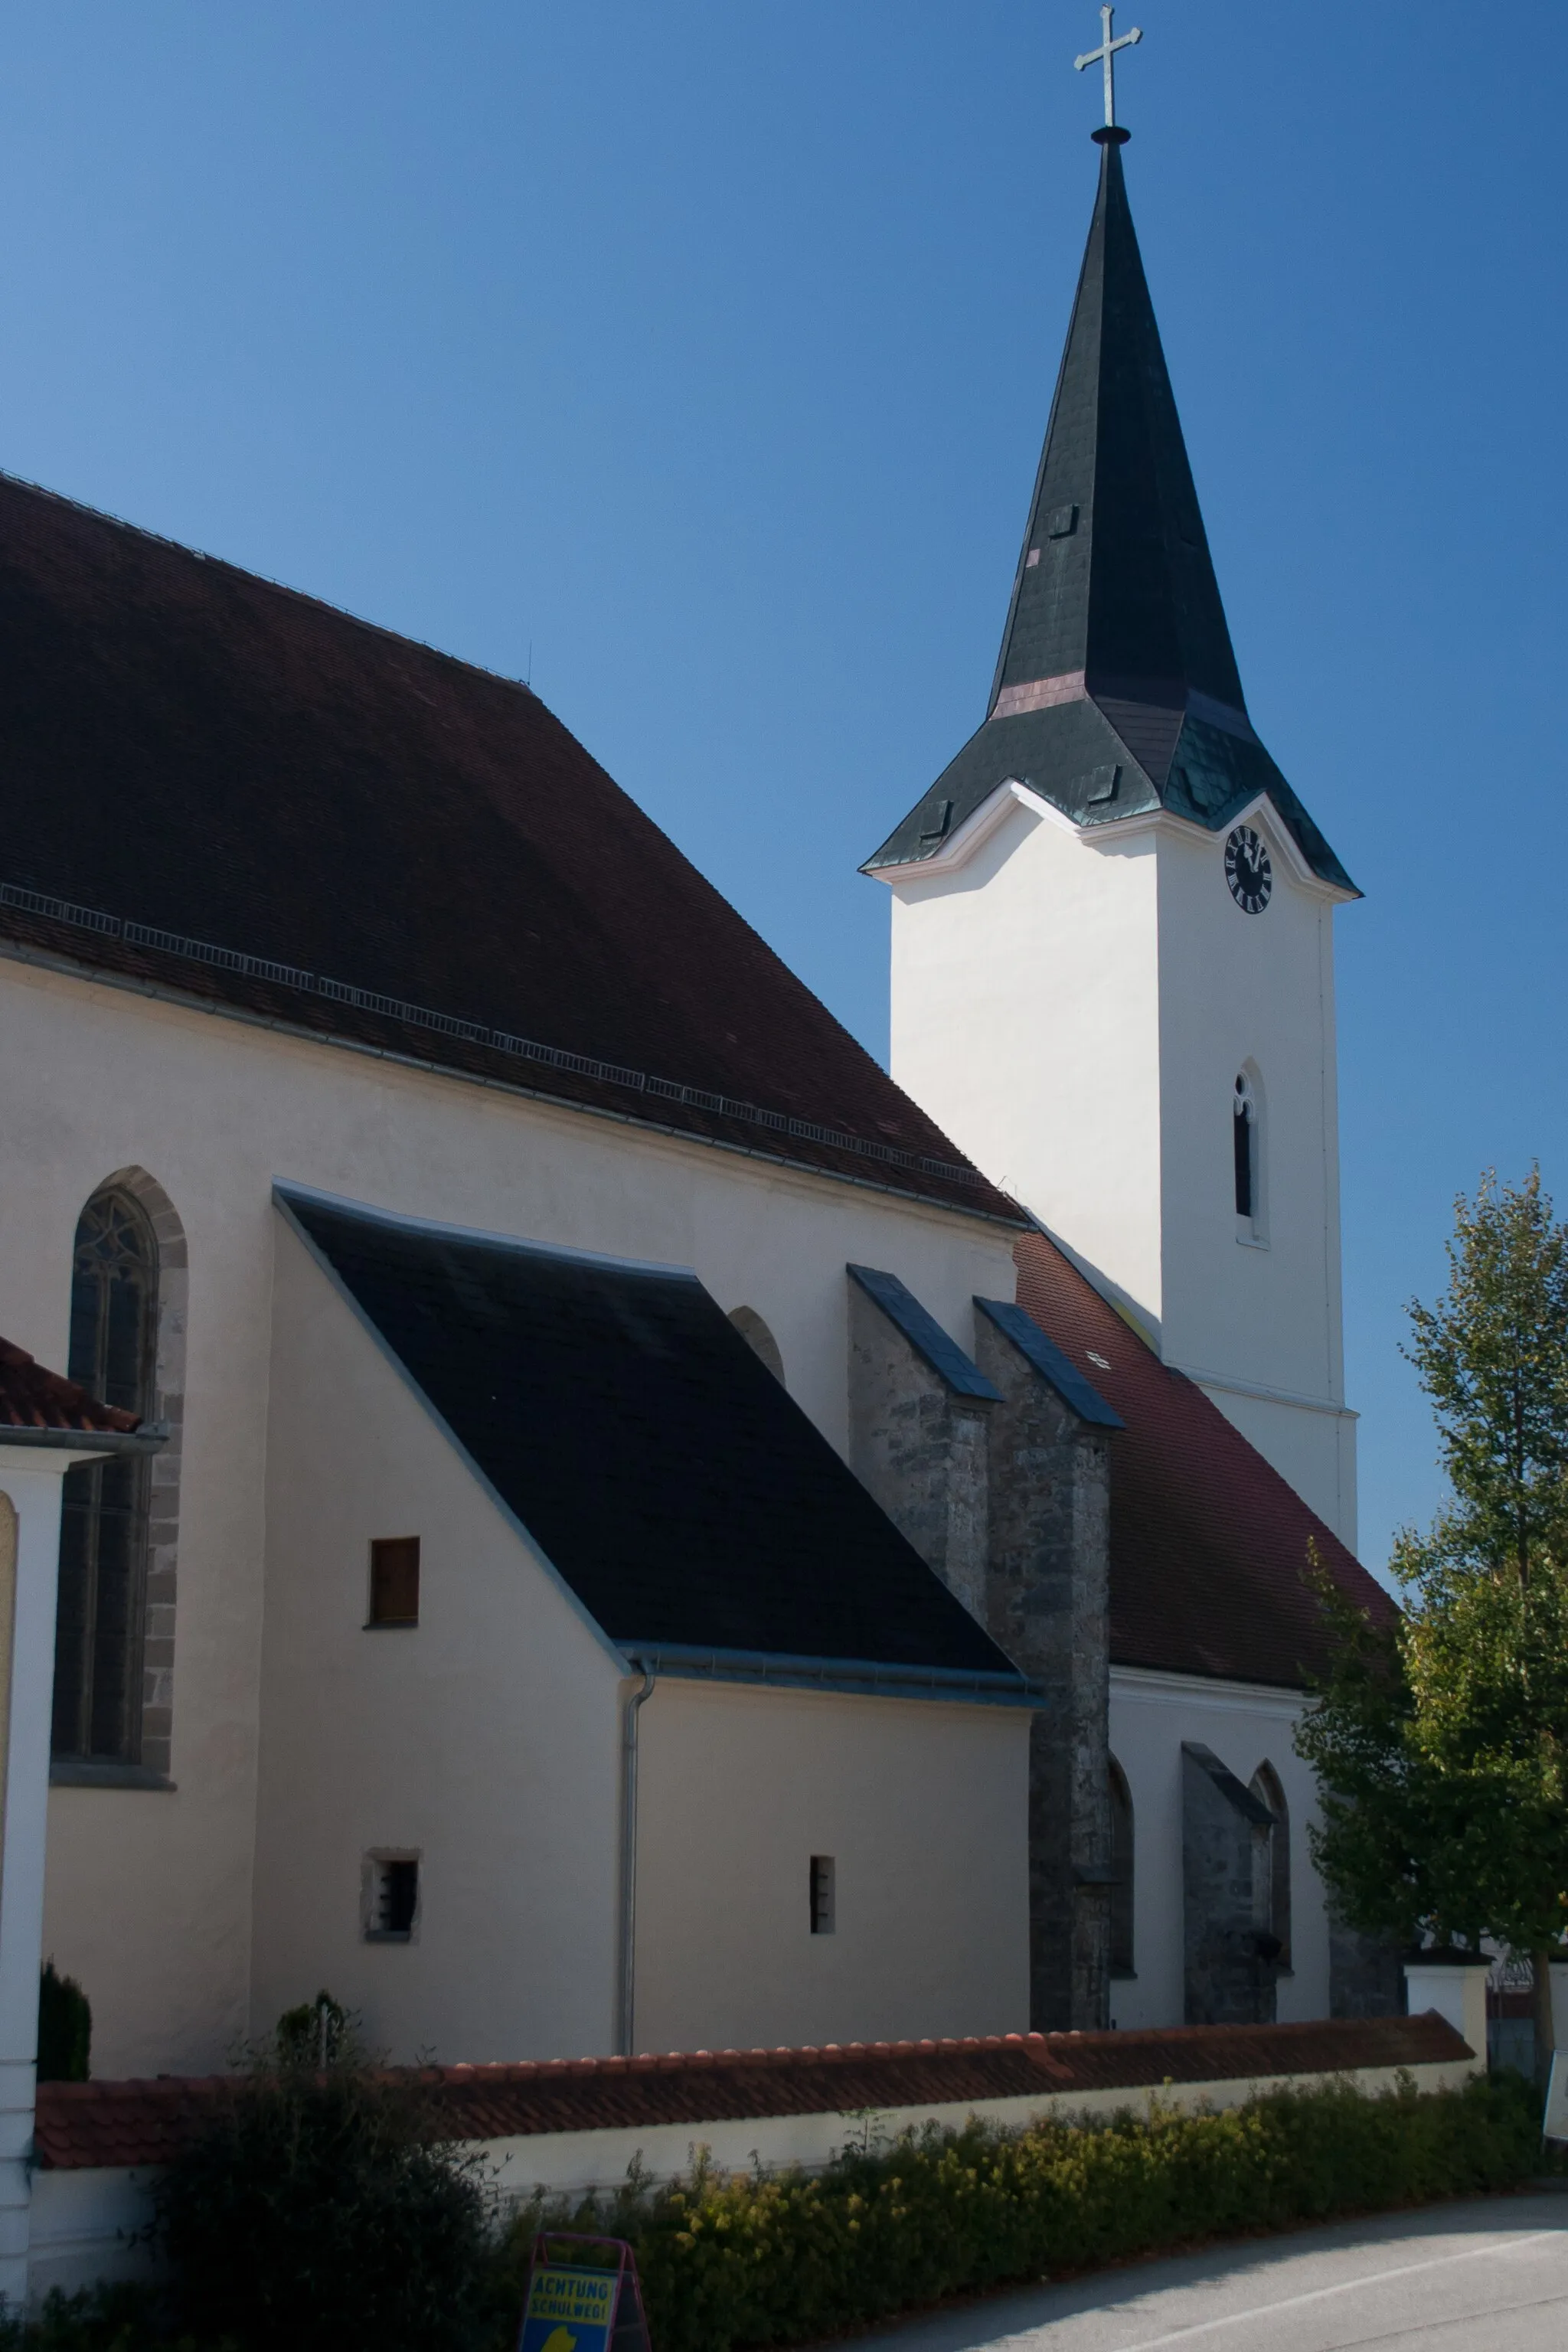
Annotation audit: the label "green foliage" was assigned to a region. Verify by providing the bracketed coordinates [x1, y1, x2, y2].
[0, 2078, 1544, 2352]
[1297, 1170, 1568, 1977]
[496, 2074, 1545, 2352]
[37, 1962, 92, 2086]
[0, 2278, 224, 2351]
[149, 2017, 495, 2352]
[273, 1989, 351, 2072]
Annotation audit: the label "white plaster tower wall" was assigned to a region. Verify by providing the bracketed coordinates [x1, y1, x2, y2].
[887, 788, 1162, 1331]
[1154, 808, 1355, 1546]
[883, 786, 1356, 1547]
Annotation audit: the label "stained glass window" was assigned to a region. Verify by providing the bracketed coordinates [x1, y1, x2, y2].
[54, 1191, 158, 1762]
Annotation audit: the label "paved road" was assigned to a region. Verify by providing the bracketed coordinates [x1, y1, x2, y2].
[856, 2193, 1568, 2351]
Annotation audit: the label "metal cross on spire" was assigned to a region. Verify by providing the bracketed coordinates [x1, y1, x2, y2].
[1075, 4, 1142, 129]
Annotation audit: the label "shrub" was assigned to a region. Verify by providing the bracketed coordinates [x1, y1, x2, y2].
[273, 1990, 351, 2071]
[0, 2278, 213, 2350]
[498, 2071, 1548, 2352]
[151, 2021, 494, 2352]
[37, 1964, 91, 2086]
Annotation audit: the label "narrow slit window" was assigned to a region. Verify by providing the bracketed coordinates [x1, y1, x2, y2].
[368, 1537, 420, 1628]
[1109, 1759, 1135, 1978]
[367, 1856, 420, 1942]
[1233, 1074, 1256, 1220]
[809, 1854, 835, 1936]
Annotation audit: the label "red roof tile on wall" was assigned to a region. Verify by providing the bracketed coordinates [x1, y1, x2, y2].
[34, 2015, 1467, 2171]
[0, 1337, 139, 1436]
[1014, 1231, 1396, 1687]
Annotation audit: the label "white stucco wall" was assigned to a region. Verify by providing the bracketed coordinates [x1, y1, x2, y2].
[633, 1677, 1029, 2055]
[252, 1220, 628, 2064]
[888, 792, 1164, 1324]
[256, 1227, 1027, 2063]
[1153, 812, 1355, 1548]
[883, 791, 1357, 1544]
[0, 949, 1018, 2076]
[0, 1457, 74, 2308]
[1107, 1666, 1326, 2031]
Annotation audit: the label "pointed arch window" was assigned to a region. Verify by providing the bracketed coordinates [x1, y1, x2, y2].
[1249, 1762, 1292, 1971]
[1109, 1756, 1135, 1979]
[727, 1305, 785, 1384]
[54, 1190, 159, 1764]
[1233, 1073, 1257, 1221]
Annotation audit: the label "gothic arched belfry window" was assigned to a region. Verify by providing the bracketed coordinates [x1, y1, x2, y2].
[1233, 1072, 1259, 1223]
[54, 1189, 159, 1764]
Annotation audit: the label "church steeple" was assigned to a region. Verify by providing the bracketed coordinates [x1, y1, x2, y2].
[866, 132, 1354, 895]
[990, 128, 1245, 727]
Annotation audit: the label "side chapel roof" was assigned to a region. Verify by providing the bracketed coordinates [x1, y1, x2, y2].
[279, 1187, 1028, 1694]
[0, 475, 1019, 1227]
[1015, 1231, 1395, 1687]
[866, 133, 1354, 894]
[0, 1336, 152, 1446]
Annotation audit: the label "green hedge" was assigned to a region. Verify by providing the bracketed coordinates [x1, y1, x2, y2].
[501, 2072, 1549, 2352]
[2, 2073, 1549, 2352]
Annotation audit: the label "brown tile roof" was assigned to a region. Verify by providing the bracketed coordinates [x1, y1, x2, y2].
[0, 1336, 140, 1436]
[1014, 1230, 1396, 1688]
[0, 475, 1020, 1227]
[33, 2014, 1467, 2171]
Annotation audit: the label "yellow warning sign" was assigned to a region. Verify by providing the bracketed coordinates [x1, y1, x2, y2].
[521, 2265, 618, 2352]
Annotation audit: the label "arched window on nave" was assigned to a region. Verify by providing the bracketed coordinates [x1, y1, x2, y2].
[727, 1305, 785, 1384]
[1250, 1760, 1292, 1969]
[54, 1185, 165, 1768]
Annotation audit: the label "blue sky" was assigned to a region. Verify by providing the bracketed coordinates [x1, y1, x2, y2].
[2, 2, 1563, 1576]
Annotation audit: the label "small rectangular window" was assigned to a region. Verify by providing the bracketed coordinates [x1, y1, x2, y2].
[368, 1537, 420, 1627]
[365, 1855, 420, 1942]
[809, 1854, 835, 1936]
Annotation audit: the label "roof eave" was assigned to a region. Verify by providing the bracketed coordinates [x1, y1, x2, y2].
[0, 1423, 165, 1455]
[619, 1642, 1041, 1709]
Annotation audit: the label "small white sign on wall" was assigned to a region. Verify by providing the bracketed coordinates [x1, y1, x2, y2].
[1544, 2052, 1568, 2144]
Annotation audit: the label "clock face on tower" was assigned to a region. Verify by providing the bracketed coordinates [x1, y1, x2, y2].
[1224, 825, 1272, 914]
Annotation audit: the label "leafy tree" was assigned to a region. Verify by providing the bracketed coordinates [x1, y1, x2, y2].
[1297, 1168, 1568, 2073]
[152, 2006, 494, 2352]
[37, 1962, 91, 2085]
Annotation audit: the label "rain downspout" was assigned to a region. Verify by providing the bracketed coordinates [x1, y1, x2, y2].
[617, 1661, 655, 2057]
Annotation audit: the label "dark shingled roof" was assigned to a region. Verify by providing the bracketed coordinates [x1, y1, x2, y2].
[33, 2014, 1471, 2167]
[867, 136, 1354, 897]
[0, 1336, 145, 1442]
[1014, 1230, 1395, 1687]
[280, 1187, 1021, 1683]
[0, 473, 1020, 1227]
[847, 1265, 1001, 1400]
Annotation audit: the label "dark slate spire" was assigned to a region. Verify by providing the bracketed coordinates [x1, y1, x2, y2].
[867, 132, 1354, 894]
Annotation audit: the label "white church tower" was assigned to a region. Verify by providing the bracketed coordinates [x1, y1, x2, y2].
[865, 122, 1361, 1548]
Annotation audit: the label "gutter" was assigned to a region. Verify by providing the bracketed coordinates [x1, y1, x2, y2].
[617, 1661, 657, 2058]
[614, 1642, 1042, 1710]
[0, 1423, 168, 1456]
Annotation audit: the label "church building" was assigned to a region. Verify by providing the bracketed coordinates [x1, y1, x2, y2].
[0, 74, 1394, 2281]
